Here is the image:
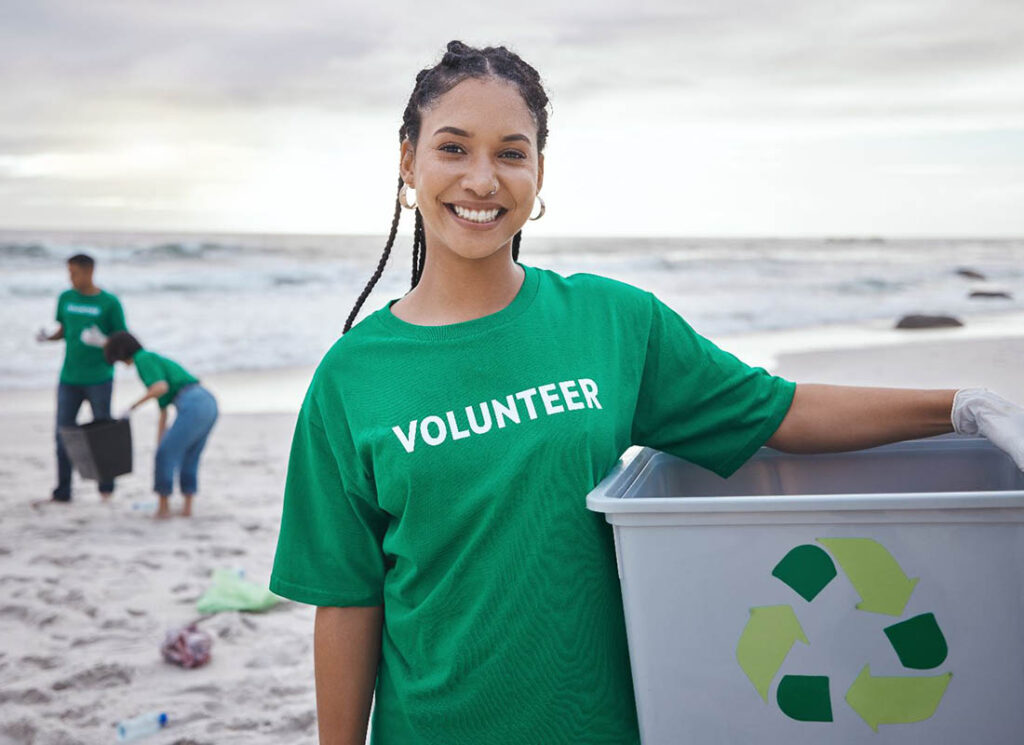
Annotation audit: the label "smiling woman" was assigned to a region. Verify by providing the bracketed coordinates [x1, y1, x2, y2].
[268, 39, 1024, 745]
[341, 41, 550, 331]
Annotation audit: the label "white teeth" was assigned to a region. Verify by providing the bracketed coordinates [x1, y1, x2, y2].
[453, 205, 500, 223]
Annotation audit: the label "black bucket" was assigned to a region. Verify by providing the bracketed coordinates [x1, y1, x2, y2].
[58, 418, 133, 482]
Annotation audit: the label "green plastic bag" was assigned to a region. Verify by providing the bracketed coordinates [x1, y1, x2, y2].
[196, 569, 280, 614]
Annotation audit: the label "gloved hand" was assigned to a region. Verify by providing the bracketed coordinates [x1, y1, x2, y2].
[36, 328, 50, 343]
[118, 406, 134, 420]
[952, 388, 1024, 471]
[80, 325, 108, 348]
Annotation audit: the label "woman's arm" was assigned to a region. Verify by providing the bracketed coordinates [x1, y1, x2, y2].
[314, 605, 382, 745]
[767, 384, 955, 453]
[157, 406, 168, 443]
[128, 381, 169, 414]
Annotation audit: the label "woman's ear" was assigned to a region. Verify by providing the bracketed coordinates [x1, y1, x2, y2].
[399, 139, 416, 187]
[536, 153, 544, 194]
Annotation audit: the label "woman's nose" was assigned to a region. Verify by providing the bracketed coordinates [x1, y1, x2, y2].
[461, 157, 498, 197]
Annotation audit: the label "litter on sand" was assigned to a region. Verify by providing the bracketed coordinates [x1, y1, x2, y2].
[195, 568, 280, 614]
[160, 623, 212, 668]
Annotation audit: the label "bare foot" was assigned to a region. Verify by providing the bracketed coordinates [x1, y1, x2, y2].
[180, 495, 193, 518]
[32, 497, 71, 509]
[100, 492, 113, 503]
[154, 495, 172, 520]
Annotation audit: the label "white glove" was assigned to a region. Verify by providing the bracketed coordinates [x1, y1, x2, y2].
[952, 388, 1024, 471]
[36, 327, 50, 343]
[118, 406, 134, 420]
[80, 325, 108, 348]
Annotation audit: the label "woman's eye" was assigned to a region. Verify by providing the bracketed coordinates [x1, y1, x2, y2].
[501, 150, 527, 160]
[439, 143, 465, 154]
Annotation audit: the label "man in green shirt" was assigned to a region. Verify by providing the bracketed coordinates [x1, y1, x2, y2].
[37, 254, 127, 502]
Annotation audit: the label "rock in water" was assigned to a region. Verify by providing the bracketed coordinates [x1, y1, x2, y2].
[969, 290, 1012, 299]
[956, 268, 987, 280]
[895, 315, 964, 329]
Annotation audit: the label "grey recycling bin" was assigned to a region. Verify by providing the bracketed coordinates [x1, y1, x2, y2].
[586, 436, 1024, 744]
[58, 418, 133, 482]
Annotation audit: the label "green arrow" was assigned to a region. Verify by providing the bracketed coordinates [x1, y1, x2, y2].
[736, 605, 808, 702]
[845, 664, 952, 731]
[777, 674, 833, 722]
[817, 538, 918, 616]
[772, 544, 837, 602]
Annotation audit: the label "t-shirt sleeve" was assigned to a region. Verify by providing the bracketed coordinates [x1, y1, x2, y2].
[134, 354, 163, 386]
[134, 354, 168, 404]
[55, 295, 64, 324]
[630, 293, 796, 478]
[270, 394, 388, 606]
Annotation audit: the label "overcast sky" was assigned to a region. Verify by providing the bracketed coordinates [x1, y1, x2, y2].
[1, 0, 1022, 236]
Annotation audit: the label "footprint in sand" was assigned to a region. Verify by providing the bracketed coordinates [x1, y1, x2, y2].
[267, 685, 308, 697]
[20, 654, 60, 670]
[29, 553, 89, 568]
[0, 687, 52, 705]
[1, 604, 60, 627]
[51, 662, 133, 691]
[245, 641, 306, 670]
[0, 719, 39, 744]
[204, 546, 246, 559]
[270, 711, 317, 734]
[180, 683, 220, 696]
[37, 587, 99, 618]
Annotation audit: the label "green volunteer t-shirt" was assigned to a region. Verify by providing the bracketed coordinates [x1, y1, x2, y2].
[55, 289, 127, 385]
[133, 350, 199, 409]
[271, 262, 795, 745]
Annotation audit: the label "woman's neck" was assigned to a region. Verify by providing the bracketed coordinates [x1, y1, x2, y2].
[391, 249, 524, 327]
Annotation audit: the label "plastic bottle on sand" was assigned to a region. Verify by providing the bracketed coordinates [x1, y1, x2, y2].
[115, 711, 168, 741]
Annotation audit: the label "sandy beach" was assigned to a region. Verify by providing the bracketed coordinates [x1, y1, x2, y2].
[0, 409, 311, 744]
[2, 311, 1023, 744]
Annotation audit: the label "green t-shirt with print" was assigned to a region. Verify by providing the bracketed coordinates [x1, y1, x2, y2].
[270, 262, 795, 745]
[56, 289, 127, 385]
[133, 350, 199, 409]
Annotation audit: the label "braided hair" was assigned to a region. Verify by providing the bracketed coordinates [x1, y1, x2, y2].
[343, 41, 550, 334]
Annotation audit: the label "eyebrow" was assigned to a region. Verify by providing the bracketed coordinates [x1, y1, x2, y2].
[433, 126, 532, 145]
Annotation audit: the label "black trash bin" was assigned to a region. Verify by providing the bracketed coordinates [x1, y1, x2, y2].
[58, 418, 133, 482]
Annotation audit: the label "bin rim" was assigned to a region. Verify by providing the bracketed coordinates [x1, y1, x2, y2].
[586, 443, 1024, 515]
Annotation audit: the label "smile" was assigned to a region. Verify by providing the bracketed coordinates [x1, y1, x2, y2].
[446, 203, 507, 225]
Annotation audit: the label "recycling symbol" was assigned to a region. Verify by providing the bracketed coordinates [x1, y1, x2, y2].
[735, 538, 952, 730]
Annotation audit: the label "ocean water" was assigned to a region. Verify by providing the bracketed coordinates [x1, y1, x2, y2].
[2, 230, 1022, 390]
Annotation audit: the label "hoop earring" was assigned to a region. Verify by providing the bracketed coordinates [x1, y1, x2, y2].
[529, 195, 546, 221]
[399, 184, 417, 210]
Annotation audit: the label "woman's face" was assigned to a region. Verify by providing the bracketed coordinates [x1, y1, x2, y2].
[400, 76, 544, 263]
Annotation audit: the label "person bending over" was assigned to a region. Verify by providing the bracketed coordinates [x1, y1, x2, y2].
[104, 331, 218, 519]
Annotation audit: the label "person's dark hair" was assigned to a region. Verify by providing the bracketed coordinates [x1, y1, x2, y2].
[344, 40, 551, 333]
[67, 254, 95, 270]
[104, 331, 143, 365]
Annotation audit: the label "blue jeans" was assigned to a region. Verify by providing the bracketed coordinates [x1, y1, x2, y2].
[155, 384, 218, 496]
[54, 380, 114, 500]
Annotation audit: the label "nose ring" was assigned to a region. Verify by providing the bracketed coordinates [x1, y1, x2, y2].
[486, 181, 498, 197]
